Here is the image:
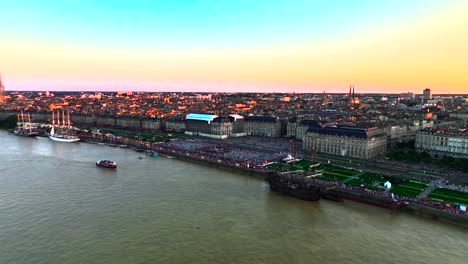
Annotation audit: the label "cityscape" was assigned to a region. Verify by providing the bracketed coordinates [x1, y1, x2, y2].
[1, 1, 468, 264]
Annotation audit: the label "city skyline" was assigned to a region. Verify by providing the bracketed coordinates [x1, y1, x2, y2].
[1, 0, 468, 94]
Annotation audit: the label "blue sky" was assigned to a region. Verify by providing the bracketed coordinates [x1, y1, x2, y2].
[2, 0, 467, 94]
[1, 0, 442, 48]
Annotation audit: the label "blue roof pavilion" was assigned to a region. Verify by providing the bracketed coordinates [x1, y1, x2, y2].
[186, 113, 218, 124]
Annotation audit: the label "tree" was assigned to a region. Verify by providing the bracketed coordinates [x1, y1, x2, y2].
[0, 114, 17, 129]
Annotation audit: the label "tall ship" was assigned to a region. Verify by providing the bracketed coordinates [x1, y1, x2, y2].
[48, 110, 80, 143]
[266, 172, 321, 201]
[14, 110, 38, 137]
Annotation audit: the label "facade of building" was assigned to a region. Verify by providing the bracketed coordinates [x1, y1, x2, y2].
[422, 88, 432, 104]
[244, 116, 281, 137]
[164, 119, 186, 133]
[229, 114, 247, 137]
[185, 113, 218, 136]
[303, 126, 387, 159]
[401, 92, 415, 100]
[383, 121, 427, 145]
[209, 117, 233, 139]
[141, 118, 161, 132]
[415, 129, 468, 159]
[287, 118, 330, 141]
[184, 113, 246, 139]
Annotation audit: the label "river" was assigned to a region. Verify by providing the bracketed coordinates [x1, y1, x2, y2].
[0, 130, 466, 264]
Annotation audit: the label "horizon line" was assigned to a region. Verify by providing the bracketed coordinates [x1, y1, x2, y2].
[4, 90, 467, 96]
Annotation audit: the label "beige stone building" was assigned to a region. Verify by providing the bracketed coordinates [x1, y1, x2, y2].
[415, 129, 468, 159]
[244, 116, 282, 137]
[303, 126, 387, 159]
[287, 119, 329, 141]
[164, 119, 186, 132]
[184, 113, 245, 139]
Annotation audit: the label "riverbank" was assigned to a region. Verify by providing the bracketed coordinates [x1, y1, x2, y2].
[75, 133, 468, 226]
[6, 129, 467, 226]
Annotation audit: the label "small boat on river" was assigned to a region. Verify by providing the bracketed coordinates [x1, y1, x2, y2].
[147, 151, 159, 157]
[96, 160, 117, 169]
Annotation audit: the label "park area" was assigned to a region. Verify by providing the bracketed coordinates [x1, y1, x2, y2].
[345, 172, 428, 197]
[263, 159, 312, 172]
[267, 161, 430, 198]
[428, 188, 468, 205]
[316, 163, 358, 182]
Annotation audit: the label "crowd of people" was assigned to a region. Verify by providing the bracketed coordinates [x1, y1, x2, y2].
[334, 182, 467, 216]
[79, 131, 467, 217]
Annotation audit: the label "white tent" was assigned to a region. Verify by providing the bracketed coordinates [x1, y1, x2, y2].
[460, 205, 466, 212]
[384, 181, 392, 189]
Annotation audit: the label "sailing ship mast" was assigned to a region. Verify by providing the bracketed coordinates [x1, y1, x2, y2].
[27, 113, 32, 132]
[62, 109, 66, 130]
[21, 110, 26, 130]
[67, 110, 71, 129]
[56, 110, 61, 134]
[17, 113, 22, 130]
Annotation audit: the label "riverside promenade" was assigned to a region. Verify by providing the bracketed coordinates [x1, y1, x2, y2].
[77, 131, 468, 225]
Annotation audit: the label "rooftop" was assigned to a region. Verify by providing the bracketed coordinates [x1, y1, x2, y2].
[308, 125, 385, 139]
[186, 113, 218, 123]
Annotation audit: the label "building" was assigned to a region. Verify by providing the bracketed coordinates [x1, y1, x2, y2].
[163, 119, 186, 133]
[422, 88, 431, 104]
[415, 128, 468, 159]
[287, 118, 330, 141]
[185, 113, 248, 139]
[185, 113, 218, 136]
[0, 73, 4, 104]
[303, 125, 387, 159]
[229, 114, 247, 137]
[244, 116, 282, 137]
[450, 112, 468, 124]
[401, 92, 415, 100]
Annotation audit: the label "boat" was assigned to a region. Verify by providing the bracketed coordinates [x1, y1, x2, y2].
[338, 190, 403, 209]
[48, 110, 80, 143]
[96, 160, 117, 168]
[266, 173, 321, 201]
[14, 111, 38, 137]
[321, 189, 344, 202]
[147, 151, 159, 157]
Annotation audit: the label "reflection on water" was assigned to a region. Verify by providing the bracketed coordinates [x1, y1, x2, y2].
[0, 131, 467, 264]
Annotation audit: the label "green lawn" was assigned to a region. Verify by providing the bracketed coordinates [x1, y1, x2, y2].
[398, 181, 427, 190]
[428, 188, 468, 205]
[318, 163, 358, 176]
[314, 161, 430, 198]
[343, 171, 427, 197]
[390, 186, 421, 198]
[318, 172, 350, 182]
[345, 177, 385, 190]
[264, 160, 311, 172]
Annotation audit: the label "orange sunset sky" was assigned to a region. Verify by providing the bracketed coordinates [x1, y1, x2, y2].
[0, 0, 467, 93]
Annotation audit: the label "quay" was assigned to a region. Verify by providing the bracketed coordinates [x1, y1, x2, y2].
[73, 131, 468, 226]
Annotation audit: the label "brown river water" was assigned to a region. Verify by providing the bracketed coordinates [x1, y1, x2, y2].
[0, 131, 467, 264]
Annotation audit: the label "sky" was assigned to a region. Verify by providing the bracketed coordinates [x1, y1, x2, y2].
[0, 0, 467, 94]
